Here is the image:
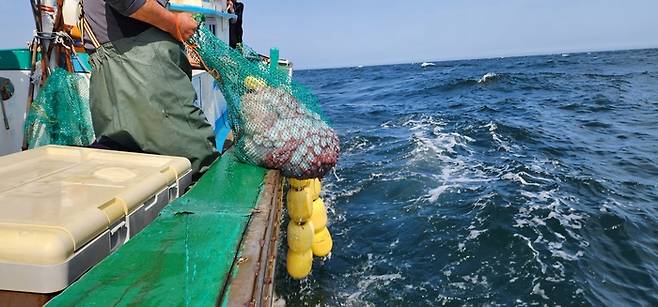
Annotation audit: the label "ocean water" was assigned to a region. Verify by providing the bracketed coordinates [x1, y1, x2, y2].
[274, 49, 658, 306]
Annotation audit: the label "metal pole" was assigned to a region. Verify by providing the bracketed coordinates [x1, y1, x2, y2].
[1, 100, 9, 130]
[0, 77, 10, 129]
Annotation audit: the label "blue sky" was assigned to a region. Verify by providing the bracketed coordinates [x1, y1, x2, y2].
[2, 1, 658, 69]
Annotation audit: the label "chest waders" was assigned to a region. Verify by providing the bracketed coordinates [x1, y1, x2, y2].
[87, 27, 218, 175]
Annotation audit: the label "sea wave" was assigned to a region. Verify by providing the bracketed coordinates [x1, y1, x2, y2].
[478, 72, 499, 84]
[429, 73, 502, 92]
[277, 48, 658, 307]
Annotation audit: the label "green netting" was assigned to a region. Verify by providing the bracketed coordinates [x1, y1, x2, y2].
[188, 23, 340, 179]
[24, 67, 94, 148]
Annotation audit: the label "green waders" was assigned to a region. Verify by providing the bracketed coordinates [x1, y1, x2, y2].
[88, 27, 218, 175]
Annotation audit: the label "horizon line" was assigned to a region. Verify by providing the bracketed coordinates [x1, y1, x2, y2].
[296, 45, 658, 71]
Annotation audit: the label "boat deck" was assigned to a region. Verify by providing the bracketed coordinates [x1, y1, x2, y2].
[46, 149, 283, 306]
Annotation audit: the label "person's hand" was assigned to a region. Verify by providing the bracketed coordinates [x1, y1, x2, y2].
[172, 12, 198, 42]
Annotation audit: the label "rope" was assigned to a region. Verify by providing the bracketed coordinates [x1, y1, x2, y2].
[34, 31, 74, 46]
[31, 31, 89, 73]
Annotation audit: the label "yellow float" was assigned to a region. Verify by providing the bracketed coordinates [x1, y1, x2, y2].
[312, 227, 333, 257]
[311, 178, 321, 200]
[287, 221, 314, 252]
[286, 187, 313, 222]
[286, 249, 313, 280]
[288, 178, 311, 189]
[285, 177, 334, 278]
[244, 75, 267, 90]
[310, 198, 328, 231]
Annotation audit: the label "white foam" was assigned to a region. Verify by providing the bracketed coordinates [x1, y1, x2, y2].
[514, 234, 547, 273]
[345, 136, 375, 154]
[380, 120, 393, 128]
[427, 184, 455, 202]
[502, 172, 542, 186]
[478, 72, 498, 83]
[346, 273, 403, 305]
[401, 115, 445, 131]
[462, 274, 489, 287]
[389, 238, 399, 248]
[483, 122, 514, 151]
[330, 167, 343, 182]
[550, 247, 584, 261]
[508, 179, 590, 290]
[467, 229, 487, 240]
[532, 283, 550, 299]
[405, 117, 493, 203]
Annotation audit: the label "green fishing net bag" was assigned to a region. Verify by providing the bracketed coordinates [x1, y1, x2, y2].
[188, 24, 340, 179]
[24, 68, 95, 148]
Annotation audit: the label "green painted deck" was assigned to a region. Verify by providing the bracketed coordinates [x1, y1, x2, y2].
[47, 150, 268, 306]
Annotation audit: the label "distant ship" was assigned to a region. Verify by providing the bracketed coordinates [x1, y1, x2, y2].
[421, 62, 436, 68]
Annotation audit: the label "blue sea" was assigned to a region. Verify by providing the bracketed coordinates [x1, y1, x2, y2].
[275, 49, 658, 306]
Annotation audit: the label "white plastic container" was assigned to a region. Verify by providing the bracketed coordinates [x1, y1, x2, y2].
[0, 145, 192, 293]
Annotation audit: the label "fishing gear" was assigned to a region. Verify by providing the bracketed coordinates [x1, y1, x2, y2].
[186, 21, 340, 179]
[23, 0, 94, 149]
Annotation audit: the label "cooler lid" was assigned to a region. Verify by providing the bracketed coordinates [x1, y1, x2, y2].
[0, 145, 191, 265]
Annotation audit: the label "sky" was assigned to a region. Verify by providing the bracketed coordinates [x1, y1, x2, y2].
[2, 1, 658, 69]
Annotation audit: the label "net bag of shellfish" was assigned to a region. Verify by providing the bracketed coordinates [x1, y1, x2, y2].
[187, 23, 340, 179]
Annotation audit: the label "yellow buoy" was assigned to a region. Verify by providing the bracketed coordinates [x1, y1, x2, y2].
[311, 178, 321, 200]
[312, 227, 333, 257]
[287, 221, 314, 252]
[288, 178, 311, 190]
[310, 198, 328, 231]
[286, 249, 313, 279]
[287, 188, 313, 223]
[244, 76, 267, 90]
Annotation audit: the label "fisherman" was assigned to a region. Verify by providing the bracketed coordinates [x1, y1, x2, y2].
[82, 0, 218, 176]
[227, 0, 244, 48]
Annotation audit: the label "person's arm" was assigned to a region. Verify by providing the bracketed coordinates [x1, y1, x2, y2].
[227, 1, 237, 24]
[107, 0, 198, 42]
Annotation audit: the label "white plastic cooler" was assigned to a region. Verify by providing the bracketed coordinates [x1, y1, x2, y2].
[0, 145, 192, 293]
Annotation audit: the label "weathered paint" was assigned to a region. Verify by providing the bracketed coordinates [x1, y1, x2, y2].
[223, 172, 284, 306]
[47, 150, 268, 306]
